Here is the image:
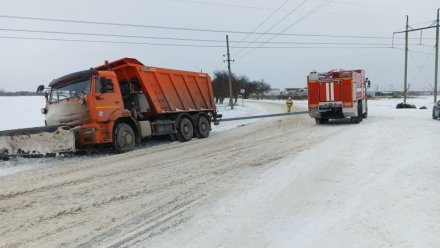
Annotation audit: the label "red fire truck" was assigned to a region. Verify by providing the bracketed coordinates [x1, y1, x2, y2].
[307, 69, 370, 124]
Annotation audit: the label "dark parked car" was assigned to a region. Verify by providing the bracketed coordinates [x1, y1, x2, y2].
[396, 102, 416, 109]
[433, 100, 440, 119]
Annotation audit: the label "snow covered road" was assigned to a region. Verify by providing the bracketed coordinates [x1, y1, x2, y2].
[150, 99, 440, 248]
[0, 97, 439, 247]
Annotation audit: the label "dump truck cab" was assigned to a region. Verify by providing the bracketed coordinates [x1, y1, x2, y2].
[44, 69, 130, 149]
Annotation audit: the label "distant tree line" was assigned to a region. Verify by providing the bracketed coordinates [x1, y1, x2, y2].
[0, 89, 42, 96]
[212, 70, 271, 104]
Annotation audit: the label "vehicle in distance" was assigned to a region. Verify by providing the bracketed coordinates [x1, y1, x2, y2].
[307, 69, 370, 124]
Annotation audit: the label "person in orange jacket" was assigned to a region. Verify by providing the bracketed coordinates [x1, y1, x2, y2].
[286, 97, 293, 112]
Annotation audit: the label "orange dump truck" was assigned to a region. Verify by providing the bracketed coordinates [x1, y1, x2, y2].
[0, 58, 219, 156]
[307, 69, 370, 124]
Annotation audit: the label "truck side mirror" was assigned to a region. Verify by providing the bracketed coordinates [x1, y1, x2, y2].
[36, 85, 45, 93]
[365, 78, 371, 88]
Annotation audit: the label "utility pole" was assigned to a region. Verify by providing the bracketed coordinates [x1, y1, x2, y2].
[226, 35, 234, 110]
[394, 12, 440, 103]
[404, 15, 409, 103]
[434, 8, 439, 103]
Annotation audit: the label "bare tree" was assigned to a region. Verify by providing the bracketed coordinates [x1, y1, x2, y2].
[212, 71, 230, 104]
[212, 71, 272, 102]
[253, 80, 271, 100]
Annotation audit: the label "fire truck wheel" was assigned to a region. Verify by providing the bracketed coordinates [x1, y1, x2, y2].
[355, 102, 363, 123]
[177, 117, 194, 142]
[315, 118, 327, 124]
[363, 102, 368, 118]
[196, 115, 210, 138]
[113, 123, 136, 153]
[351, 117, 360, 124]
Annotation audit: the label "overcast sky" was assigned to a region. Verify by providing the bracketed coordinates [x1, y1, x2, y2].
[0, 0, 439, 92]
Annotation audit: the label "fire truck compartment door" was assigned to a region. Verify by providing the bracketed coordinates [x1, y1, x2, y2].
[319, 81, 342, 102]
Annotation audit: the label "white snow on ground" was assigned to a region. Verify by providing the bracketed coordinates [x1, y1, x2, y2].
[147, 96, 440, 248]
[213, 99, 286, 132]
[0, 96, 46, 130]
[1, 95, 439, 247]
[0, 97, 282, 176]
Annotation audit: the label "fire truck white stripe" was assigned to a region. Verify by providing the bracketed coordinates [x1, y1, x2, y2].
[326, 83, 330, 101]
[330, 82, 335, 101]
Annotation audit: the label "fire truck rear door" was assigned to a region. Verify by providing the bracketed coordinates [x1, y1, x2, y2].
[319, 80, 342, 102]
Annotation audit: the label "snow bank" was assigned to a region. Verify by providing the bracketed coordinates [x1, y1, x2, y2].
[0, 96, 46, 131]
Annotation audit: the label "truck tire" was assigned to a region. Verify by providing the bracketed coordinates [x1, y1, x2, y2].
[434, 110, 438, 119]
[363, 101, 368, 118]
[196, 115, 210, 138]
[113, 123, 136, 153]
[353, 101, 363, 123]
[315, 118, 328, 124]
[177, 117, 193, 142]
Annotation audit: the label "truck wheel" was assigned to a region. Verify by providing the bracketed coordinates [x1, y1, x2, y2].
[177, 117, 193, 142]
[315, 118, 327, 124]
[434, 110, 438, 119]
[355, 102, 363, 123]
[196, 115, 210, 138]
[113, 123, 135, 153]
[351, 117, 361, 124]
[363, 102, 368, 118]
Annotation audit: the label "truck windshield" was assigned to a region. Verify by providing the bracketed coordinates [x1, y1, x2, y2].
[50, 78, 91, 102]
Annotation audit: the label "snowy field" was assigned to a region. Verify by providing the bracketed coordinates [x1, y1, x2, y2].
[0, 96, 46, 130]
[0, 95, 439, 247]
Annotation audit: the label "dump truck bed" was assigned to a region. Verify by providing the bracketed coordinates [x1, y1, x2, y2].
[96, 58, 215, 115]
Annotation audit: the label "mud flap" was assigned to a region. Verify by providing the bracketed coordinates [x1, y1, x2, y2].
[0, 126, 76, 158]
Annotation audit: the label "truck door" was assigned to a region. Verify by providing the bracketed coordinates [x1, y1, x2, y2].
[92, 75, 124, 122]
[319, 80, 342, 102]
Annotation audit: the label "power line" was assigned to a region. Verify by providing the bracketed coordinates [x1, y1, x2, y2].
[238, 0, 333, 59]
[234, 0, 311, 57]
[233, 0, 290, 48]
[279, 0, 333, 33]
[409, 48, 435, 85]
[392, 47, 436, 56]
[0, 28, 228, 43]
[0, 35, 395, 48]
[331, 0, 432, 12]
[0, 14, 436, 41]
[170, 0, 430, 19]
[0, 27, 409, 45]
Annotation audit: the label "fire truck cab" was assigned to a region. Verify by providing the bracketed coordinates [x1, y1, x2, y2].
[307, 69, 370, 124]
